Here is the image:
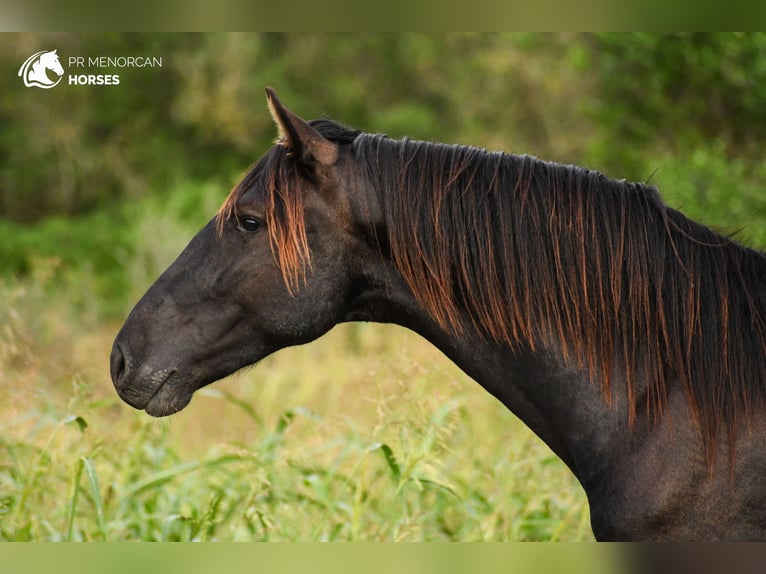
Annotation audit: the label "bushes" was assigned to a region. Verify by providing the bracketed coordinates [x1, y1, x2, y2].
[0, 181, 222, 320]
[647, 141, 766, 250]
[585, 33, 766, 177]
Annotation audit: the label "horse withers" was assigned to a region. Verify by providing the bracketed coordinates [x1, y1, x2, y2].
[111, 88, 766, 540]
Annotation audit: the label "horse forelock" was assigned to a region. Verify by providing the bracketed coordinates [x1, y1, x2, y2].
[217, 146, 310, 294]
[218, 119, 361, 291]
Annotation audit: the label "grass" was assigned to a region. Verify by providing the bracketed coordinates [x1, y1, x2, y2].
[0, 306, 590, 541]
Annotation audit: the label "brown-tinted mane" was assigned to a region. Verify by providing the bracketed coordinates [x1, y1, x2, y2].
[357, 133, 766, 461]
[220, 122, 766, 462]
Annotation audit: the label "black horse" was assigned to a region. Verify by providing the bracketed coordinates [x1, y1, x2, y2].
[111, 88, 766, 540]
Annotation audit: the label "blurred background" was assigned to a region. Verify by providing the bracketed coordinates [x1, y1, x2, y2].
[1, 33, 766, 542]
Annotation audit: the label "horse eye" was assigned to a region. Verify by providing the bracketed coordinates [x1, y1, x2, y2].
[238, 216, 262, 233]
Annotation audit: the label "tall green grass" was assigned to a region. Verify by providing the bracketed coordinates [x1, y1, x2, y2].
[0, 319, 590, 541]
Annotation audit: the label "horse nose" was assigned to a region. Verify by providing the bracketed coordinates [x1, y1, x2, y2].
[110, 341, 129, 389]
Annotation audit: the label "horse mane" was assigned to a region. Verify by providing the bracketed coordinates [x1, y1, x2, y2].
[220, 119, 766, 462]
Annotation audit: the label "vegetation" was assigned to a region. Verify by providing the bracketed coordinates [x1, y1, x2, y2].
[2, 33, 766, 541]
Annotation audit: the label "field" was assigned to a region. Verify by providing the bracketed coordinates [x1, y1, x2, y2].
[4, 33, 766, 543]
[0, 304, 590, 541]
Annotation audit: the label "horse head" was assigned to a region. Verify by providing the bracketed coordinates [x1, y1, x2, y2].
[111, 88, 385, 416]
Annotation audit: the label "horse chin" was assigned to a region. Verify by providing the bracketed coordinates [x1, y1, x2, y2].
[143, 384, 194, 417]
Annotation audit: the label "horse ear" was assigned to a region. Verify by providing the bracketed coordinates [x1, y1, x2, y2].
[265, 87, 338, 167]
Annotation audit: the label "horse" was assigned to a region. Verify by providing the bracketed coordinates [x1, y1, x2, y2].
[111, 87, 766, 540]
[18, 49, 64, 88]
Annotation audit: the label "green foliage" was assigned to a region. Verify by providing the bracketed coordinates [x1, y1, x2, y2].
[585, 33, 766, 177]
[648, 141, 766, 249]
[0, 322, 590, 541]
[0, 180, 220, 319]
[594, 33, 766, 145]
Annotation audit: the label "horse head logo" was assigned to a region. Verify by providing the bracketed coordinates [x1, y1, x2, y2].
[18, 49, 65, 89]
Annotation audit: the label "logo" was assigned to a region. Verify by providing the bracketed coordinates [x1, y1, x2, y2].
[18, 49, 64, 89]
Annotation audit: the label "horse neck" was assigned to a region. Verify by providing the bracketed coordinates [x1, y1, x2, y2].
[354, 138, 679, 481]
[356, 228, 626, 482]
[353, 140, 766, 538]
[352, 156, 749, 537]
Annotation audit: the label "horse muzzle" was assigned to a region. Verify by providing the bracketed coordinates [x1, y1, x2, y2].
[110, 341, 192, 416]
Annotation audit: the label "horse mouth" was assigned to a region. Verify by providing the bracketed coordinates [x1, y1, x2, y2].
[142, 371, 194, 417]
[114, 367, 193, 417]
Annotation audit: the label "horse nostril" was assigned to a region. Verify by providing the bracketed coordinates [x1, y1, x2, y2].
[110, 342, 128, 387]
